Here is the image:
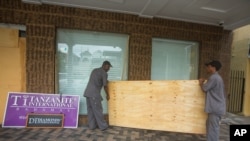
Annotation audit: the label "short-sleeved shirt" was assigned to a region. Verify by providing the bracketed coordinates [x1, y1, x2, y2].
[202, 72, 226, 115]
[83, 67, 108, 100]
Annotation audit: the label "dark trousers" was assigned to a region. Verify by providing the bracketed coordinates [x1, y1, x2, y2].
[86, 97, 108, 130]
[206, 113, 221, 141]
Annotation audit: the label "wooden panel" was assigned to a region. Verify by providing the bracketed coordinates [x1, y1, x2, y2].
[0, 27, 18, 48]
[108, 80, 207, 134]
[0, 30, 22, 124]
[243, 59, 250, 116]
[19, 37, 26, 92]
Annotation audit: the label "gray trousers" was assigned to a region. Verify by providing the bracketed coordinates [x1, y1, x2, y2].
[206, 113, 221, 141]
[86, 97, 108, 130]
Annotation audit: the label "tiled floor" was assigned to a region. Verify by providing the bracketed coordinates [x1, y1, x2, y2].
[1, 112, 250, 141]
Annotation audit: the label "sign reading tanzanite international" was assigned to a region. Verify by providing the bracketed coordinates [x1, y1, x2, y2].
[2, 92, 80, 128]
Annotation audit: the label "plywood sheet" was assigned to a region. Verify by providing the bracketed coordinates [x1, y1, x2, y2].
[0, 27, 18, 48]
[108, 80, 207, 134]
[0, 30, 24, 124]
[19, 37, 26, 92]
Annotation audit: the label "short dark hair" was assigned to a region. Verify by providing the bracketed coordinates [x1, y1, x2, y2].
[102, 60, 113, 67]
[205, 60, 222, 71]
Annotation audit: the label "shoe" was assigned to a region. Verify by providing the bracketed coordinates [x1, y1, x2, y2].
[101, 126, 108, 131]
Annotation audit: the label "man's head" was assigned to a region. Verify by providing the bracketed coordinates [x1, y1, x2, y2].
[102, 60, 112, 72]
[205, 60, 222, 73]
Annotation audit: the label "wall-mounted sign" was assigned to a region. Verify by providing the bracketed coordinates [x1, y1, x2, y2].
[2, 92, 80, 128]
[26, 113, 64, 128]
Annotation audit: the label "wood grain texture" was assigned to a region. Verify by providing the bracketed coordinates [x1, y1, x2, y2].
[0, 27, 18, 48]
[108, 80, 207, 134]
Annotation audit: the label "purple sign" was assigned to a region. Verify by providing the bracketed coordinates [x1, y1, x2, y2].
[2, 92, 80, 128]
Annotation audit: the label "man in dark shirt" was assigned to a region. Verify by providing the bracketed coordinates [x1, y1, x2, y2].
[84, 60, 112, 131]
[199, 60, 226, 141]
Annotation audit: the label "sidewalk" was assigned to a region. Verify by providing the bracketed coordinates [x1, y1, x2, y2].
[0, 112, 249, 141]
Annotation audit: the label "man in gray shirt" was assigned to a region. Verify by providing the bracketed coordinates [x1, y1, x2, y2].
[84, 60, 112, 131]
[199, 60, 226, 141]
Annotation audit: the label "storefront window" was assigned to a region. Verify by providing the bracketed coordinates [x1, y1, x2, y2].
[56, 29, 129, 114]
[151, 38, 199, 80]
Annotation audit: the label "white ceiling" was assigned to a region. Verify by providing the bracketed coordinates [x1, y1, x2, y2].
[22, 0, 250, 30]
